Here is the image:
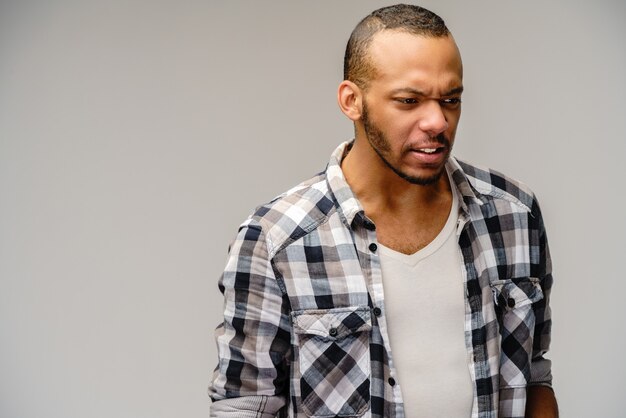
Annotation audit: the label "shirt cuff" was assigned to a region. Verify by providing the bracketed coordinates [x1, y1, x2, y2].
[529, 356, 553, 387]
[210, 395, 286, 418]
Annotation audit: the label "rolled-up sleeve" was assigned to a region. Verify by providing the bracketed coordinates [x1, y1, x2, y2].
[529, 197, 553, 387]
[209, 219, 291, 414]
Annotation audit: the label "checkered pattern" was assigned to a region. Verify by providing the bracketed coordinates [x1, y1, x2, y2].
[209, 142, 554, 418]
[293, 307, 371, 417]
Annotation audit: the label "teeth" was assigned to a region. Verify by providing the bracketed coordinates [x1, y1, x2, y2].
[419, 148, 437, 154]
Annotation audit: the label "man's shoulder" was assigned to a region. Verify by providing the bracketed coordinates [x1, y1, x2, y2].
[243, 170, 337, 254]
[454, 158, 538, 213]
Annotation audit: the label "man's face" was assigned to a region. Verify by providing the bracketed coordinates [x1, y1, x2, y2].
[358, 31, 463, 185]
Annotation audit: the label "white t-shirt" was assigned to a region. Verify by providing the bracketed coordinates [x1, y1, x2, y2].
[378, 187, 473, 417]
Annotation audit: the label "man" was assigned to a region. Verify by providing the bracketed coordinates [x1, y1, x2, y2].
[209, 4, 557, 417]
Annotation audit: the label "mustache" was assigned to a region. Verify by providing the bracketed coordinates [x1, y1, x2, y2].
[434, 133, 450, 147]
[406, 134, 451, 151]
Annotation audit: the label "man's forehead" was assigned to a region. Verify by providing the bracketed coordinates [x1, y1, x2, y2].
[366, 30, 463, 83]
[368, 29, 459, 59]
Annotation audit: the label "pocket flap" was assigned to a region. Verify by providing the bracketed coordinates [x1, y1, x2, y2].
[491, 277, 544, 309]
[292, 306, 372, 340]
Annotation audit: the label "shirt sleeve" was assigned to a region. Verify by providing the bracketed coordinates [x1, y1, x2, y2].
[529, 197, 554, 387]
[209, 219, 292, 413]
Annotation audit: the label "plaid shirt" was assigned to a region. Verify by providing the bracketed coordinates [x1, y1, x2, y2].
[209, 142, 553, 418]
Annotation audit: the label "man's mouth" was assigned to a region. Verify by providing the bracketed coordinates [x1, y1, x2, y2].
[414, 147, 445, 154]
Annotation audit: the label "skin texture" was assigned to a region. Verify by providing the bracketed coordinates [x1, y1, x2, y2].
[337, 29, 558, 416]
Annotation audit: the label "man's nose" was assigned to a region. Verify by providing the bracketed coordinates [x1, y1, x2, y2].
[417, 100, 448, 136]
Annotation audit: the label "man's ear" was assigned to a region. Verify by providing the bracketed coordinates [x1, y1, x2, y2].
[337, 80, 363, 121]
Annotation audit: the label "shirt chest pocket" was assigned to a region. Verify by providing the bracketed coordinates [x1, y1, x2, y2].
[490, 277, 544, 387]
[292, 306, 371, 418]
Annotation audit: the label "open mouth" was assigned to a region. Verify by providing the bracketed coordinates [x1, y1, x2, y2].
[414, 147, 445, 154]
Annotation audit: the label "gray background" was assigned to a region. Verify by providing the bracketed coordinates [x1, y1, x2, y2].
[1, 0, 624, 417]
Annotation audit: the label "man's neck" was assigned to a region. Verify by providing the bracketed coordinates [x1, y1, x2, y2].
[341, 139, 454, 254]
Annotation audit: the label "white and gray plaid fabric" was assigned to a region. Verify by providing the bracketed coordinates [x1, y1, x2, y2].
[210, 141, 553, 418]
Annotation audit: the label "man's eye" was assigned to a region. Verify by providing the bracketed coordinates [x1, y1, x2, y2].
[397, 98, 418, 104]
[441, 98, 462, 106]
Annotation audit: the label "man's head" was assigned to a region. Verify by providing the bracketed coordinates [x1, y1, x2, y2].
[338, 4, 463, 186]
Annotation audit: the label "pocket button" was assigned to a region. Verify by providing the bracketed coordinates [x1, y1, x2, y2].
[329, 327, 338, 337]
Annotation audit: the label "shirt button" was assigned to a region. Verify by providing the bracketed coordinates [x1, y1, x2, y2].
[369, 243, 378, 252]
[329, 327, 338, 337]
[507, 298, 516, 308]
[388, 377, 396, 386]
[373, 307, 382, 316]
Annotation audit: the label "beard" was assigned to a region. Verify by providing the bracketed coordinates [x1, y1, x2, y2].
[361, 101, 451, 186]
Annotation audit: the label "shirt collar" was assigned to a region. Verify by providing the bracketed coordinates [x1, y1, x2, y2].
[445, 156, 485, 214]
[326, 141, 366, 228]
[325, 141, 484, 227]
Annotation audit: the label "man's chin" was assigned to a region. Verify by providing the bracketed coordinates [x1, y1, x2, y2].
[393, 160, 449, 186]
[400, 170, 446, 186]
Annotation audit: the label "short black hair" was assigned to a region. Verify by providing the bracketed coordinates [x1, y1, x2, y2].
[344, 4, 450, 89]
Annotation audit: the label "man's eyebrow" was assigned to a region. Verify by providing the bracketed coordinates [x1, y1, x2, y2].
[444, 86, 464, 96]
[389, 87, 425, 96]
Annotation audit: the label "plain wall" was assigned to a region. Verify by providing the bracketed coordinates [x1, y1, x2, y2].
[1, 1, 624, 417]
